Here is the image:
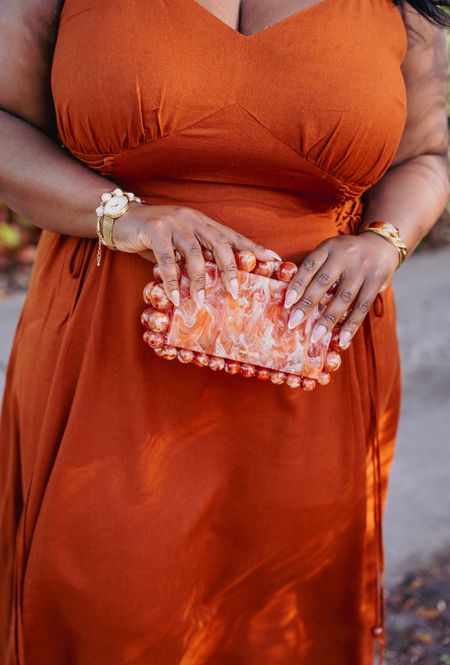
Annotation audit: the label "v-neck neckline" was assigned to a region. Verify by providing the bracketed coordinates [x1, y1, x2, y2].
[186, 0, 333, 40]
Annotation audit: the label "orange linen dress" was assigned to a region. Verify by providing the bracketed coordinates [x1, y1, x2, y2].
[0, 1, 407, 663]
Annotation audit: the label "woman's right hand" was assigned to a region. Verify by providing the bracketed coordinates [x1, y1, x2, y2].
[113, 203, 281, 307]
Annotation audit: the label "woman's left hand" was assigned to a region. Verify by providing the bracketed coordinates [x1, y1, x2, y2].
[284, 233, 401, 347]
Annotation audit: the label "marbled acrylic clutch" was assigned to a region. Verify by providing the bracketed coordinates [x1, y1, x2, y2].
[141, 250, 346, 390]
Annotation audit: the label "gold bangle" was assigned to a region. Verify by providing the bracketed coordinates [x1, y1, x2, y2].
[358, 221, 408, 267]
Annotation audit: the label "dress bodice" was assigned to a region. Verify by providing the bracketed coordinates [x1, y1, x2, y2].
[51, 0, 407, 212]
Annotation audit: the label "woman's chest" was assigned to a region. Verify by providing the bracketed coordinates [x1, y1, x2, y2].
[51, 0, 408, 191]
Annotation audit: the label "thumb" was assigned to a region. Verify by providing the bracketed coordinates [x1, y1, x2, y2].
[138, 249, 157, 263]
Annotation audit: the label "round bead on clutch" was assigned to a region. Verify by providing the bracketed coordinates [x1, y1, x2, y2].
[141, 250, 349, 391]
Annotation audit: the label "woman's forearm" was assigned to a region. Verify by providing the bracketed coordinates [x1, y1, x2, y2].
[360, 153, 450, 255]
[2, 107, 448, 259]
[0, 109, 117, 237]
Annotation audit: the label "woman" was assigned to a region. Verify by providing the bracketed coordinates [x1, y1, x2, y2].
[0, 0, 448, 663]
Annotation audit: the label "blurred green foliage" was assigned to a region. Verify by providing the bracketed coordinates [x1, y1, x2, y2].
[0, 201, 39, 295]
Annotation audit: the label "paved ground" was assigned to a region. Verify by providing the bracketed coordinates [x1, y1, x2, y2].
[0, 247, 449, 586]
[0, 293, 23, 391]
[384, 246, 450, 584]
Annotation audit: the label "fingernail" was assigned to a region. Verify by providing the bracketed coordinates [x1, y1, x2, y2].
[266, 249, 283, 261]
[284, 290, 298, 309]
[195, 289, 205, 307]
[230, 278, 239, 300]
[339, 330, 352, 347]
[311, 324, 328, 344]
[288, 309, 304, 330]
[171, 289, 180, 307]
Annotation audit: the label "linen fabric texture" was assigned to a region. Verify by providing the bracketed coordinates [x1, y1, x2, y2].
[0, 0, 407, 663]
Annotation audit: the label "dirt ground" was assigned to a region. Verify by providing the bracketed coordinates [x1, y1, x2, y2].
[386, 553, 450, 664]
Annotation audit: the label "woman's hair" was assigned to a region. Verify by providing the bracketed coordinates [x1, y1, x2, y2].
[395, 0, 450, 27]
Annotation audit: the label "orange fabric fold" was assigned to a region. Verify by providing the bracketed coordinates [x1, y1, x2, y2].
[1, 1, 406, 662]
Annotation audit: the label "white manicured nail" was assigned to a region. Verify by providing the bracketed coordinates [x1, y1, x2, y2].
[230, 278, 239, 300]
[266, 249, 283, 261]
[195, 289, 205, 307]
[288, 309, 304, 329]
[339, 330, 352, 347]
[284, 290, 298, 309]
[311, 324, 327, 344]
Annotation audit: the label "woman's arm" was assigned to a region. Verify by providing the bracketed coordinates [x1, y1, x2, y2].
[361, 4, 449, 254]
[0, 0, 116, 237]
[0, 109, 117, 238]
[0, 0, 280, 305]
[284, 6, 449, 345]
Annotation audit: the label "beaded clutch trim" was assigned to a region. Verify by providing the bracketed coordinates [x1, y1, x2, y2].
[141, 250, 347, 391]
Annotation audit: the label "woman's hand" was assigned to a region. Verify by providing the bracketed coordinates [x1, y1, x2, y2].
[284, 233, 400, 347]
[113, 202, 281, 306]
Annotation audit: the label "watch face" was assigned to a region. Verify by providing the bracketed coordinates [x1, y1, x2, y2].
[103, 195, 129, 218]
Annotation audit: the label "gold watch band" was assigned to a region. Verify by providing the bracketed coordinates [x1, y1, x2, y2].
[101, 214, 118, 250]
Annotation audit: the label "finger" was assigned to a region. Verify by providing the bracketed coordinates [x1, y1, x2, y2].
[284, 245, 329, 310]
[338, 283, 379, 347]
[192, 226, 239, 298]
[194, 212, 282, 263]
[287, 258, 342, 330]
[173, 232, 206, 307]
[151, 238, 180, 306]
[228, 231, 282, 263]
[309, 275, 363, 343]
[138, 249, 157, 262]
[210, 231, 240, 299]
[379, 278, 390, 293]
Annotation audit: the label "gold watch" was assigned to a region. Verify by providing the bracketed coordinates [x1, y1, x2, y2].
[96, 188, 142, 250]
[358, 221, 408, 267]
[95, 188, 142, 266]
